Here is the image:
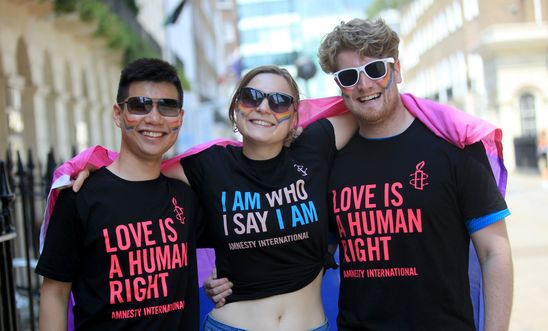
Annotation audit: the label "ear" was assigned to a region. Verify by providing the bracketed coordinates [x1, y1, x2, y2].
[175, 108, 184, 128]
[113, 103, 122, 128]
[393, 59, 403, 84]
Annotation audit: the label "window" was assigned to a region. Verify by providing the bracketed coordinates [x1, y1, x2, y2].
[238, 0, 293, 18]
[241, 52, 298, 70]
[462, 0, 479, 21]
[519, 93, 537, 137]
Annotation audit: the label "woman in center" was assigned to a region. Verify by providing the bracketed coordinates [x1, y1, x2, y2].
[173, 65, 354, 330]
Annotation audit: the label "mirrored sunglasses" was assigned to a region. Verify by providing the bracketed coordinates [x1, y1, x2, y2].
[238, 87, 295, 113]
[118, 96, 182, 117]
[333, 57, 395, 88]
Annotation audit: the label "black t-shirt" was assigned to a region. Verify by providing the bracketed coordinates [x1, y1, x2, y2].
[36, 167, 203, 331]
[182, 119, 337, 302]
[329, 120, 508, 331]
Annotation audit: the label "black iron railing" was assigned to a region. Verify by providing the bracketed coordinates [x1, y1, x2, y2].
[0, 147, 57, 331]
[1, 160, 17, 331]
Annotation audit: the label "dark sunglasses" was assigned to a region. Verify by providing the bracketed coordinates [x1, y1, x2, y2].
[333, 57, 395, 88]
[118, 96, 182, 117]
[238, 87, 295, 113]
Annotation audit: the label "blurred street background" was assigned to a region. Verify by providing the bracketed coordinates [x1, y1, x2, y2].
[506, 172, 548, 331]
[0, 0, 546, 330]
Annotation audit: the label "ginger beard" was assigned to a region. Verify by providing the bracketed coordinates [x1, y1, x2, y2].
[336, 52, 402, 127]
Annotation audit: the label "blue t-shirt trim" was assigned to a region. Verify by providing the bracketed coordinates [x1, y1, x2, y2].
[466, 208, 511, 233]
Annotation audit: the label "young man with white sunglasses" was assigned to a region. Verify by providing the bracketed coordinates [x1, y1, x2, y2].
[317, 18, 513, 331]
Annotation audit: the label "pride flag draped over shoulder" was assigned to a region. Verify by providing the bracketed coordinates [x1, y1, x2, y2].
[40, 93, 506, 331]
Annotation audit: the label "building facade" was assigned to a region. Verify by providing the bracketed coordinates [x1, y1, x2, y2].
[236, 0, 371, 99]
[163, 0, 238, 151]
[399, 0, 548, 171]
[0, 0, 125, 166]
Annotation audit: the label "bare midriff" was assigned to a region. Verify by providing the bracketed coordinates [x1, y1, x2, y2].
[210, 270, 326, 330]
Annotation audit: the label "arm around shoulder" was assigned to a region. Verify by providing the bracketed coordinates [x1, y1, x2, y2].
[327, 112, 358, 150]
[161, 162, 189, 185]
[39, 277, 72, 331]
[471, 218, 513, 331]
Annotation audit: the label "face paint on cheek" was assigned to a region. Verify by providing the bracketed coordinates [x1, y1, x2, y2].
[340, 86, 353, 98]
[167, 118, 182, 133]
[378, 67, 394, 90]
[122, 113, 140, 131]
[273, 111, 292, 124]
[236, 103, 254, 117]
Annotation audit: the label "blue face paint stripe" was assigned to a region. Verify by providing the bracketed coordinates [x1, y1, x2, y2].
[385, 68, 394, 89]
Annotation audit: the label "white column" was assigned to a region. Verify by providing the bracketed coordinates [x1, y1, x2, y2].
[31, 85, 51, 163]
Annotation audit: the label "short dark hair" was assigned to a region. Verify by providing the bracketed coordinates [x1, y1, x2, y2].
[116, 58, 183, 104]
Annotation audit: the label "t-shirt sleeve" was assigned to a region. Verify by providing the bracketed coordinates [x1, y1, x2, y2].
[180, 152, 213, 247]
[180, 149, 210, 190]
[292, 118, 337, 161]
[457, 142, 509, 232]
[36, 189, 82, 282]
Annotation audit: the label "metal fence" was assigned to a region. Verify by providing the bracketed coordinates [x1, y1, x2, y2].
[0, 147, 57, 331]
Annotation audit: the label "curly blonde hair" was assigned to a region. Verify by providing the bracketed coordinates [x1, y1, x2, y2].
[318, 18, 400, 73]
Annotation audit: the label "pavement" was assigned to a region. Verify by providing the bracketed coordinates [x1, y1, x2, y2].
[505, 171, 548, 331]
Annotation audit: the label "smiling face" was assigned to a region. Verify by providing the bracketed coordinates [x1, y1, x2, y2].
[234, 73, 297, 158]
[335, 50, 402, 126]
[114, 81, 183, 163]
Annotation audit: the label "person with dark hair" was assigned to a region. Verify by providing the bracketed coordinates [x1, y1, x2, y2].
[37, 58, 203, 330]
[46, 64, 357, 330]
[316, 18, 513, 330]
[115, 58, 184, 105]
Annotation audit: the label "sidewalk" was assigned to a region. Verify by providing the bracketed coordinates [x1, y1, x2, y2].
[505, 171, 548, 331]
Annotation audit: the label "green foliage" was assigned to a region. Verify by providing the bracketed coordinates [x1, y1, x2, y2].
[366, 0, 411, 18]
[52, 0, 77, 13]
[48, 0, 190, 89]
[50, 0, 160, 64]
[124, 0, 139, 15]
[175, 64, 192, 91]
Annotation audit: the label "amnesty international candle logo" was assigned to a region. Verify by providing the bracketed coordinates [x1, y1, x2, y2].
[409, 161, 429, 190]
[172, 197, 185, 224]
[332, 179, 423, 279]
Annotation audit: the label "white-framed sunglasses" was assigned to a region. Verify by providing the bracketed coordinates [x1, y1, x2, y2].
[333, 57, 395, 88]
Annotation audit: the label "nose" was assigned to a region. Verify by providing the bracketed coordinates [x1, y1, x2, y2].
[355, 70, 372, 89]
[145, 102, 163, 122]
[255, 97, 271, 114]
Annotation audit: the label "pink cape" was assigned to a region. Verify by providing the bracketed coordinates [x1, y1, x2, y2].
[41, 93, 506, 330]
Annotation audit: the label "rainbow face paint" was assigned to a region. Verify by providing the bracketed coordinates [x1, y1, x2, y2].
[168, 117, 182, 132]
[272, 111, 292, 123]
[121, 109, 181, 133]
[378, 65, 394, 90]
[236, 103, 254, 117]
[122, 112, 140, 131]
[236, 103, 292, 124]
